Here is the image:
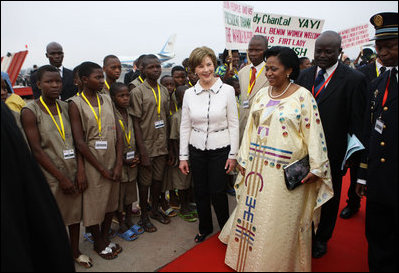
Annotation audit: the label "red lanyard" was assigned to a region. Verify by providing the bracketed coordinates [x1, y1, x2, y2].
[382, 75, 390, 107]
[312, 68, 337, 98]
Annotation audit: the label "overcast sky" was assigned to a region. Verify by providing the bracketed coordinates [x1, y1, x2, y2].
[1, 1, 397, 70]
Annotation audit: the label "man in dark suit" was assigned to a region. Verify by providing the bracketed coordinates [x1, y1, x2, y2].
[339, 56, 386, 220]
[356, 12, 398, 272]
[30, 42, 76, 100]
[295, 30, 367, 258]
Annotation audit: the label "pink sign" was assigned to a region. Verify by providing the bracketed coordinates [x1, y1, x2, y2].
[339, 24, 370, 49]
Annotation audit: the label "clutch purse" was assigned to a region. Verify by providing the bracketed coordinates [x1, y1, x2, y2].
[283, 155, 310, 190]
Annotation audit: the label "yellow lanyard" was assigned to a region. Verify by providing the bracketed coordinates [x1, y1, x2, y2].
[40, 96, 65, 142]
[138, 76, 144, 83]
[247, 64, 266, 96]
[169, 100, 178, 116]
[188, 81, 193, 87]
[119, 119, 131, 148]
[81, 92, 102, 137]
[151, 84, 162, 117]
[105, 80, 110, 90]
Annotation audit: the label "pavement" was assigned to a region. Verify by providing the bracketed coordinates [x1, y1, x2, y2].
[75, 194, 237, 272]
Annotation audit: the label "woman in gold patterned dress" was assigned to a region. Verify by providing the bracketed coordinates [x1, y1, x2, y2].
[219, 47, 334, 272]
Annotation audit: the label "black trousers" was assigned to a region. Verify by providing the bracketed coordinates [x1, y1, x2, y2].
[314, 162, 343, 242]
[344, 153, 362, 209]
[344, 167, 361, 209]
[189, 145, 230, 235]
[366, 201, 398, 272]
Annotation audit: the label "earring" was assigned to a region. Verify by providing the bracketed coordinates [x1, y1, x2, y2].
[287, 74, 290, 78]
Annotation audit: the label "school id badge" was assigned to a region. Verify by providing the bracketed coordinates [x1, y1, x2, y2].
[126, 151, 135, 160]
[63, 149, 75, 159]
[95, 140, 108, 150]
[155, 120, 165, 129]
[242, 100, 250, 108]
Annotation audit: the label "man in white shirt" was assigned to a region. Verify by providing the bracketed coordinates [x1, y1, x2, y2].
[295, 31, 367, 258]
[31, 42, 76, 100]
[238, 35, 269, 143]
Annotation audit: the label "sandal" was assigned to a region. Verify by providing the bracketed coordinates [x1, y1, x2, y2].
[75, 254, 93, 268]
[194, 233, 209, 243]
[95, 246, 117, 260]
[117, 229, 138, 241]
[138, 217, 157, 233]
[107, 242, 123, 254]
[129, 224, 144, 235]
[178, 212, 197, 222]
[83, 232, 94, 244]
[169, 203, 181, 210]
[132, 207, 141, 216]
[150, 210, 171, 224]
[160, 207, 177, 217]
[108, 229, 117, 239]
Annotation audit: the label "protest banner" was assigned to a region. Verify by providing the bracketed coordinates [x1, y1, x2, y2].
[223, 1, 254, 50]
[252, 12, 324, 58]
[338, 24, 370, 49]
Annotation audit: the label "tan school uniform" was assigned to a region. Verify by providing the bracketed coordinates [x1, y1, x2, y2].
[238, 62, 269, 143]
[169, 109, 191, 190]
[23, 100, 82, 226]
[98, 80, 112, 96]
[130, 79, 170, 185]
[162, 95, 178, 192]
[128, 76, 144, 92]
[114, 107, 138, 210]
[69, 94, 118, 227]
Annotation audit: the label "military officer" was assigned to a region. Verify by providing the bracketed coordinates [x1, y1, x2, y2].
[356, 12, 398, 272]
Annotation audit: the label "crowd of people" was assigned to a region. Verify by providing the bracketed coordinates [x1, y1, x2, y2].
[1, 11, 397, 272]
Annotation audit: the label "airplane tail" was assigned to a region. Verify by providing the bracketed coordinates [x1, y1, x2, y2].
[159, 34, 176, 57]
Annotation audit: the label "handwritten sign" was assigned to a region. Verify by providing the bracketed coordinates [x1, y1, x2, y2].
[223, 1, 254, 50]
[338, 24, 370, 49]
[252, 12, 324, 57]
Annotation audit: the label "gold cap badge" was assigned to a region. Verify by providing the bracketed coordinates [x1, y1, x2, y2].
[374, 15, 383, 27]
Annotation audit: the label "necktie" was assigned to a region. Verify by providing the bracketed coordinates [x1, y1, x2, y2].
[249, 67, 256, 93]
[314, 69, 326, 97]
[380, 66, 386, 75]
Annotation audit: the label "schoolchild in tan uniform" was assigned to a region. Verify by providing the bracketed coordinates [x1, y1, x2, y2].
[159, 75, 178, 217]
[186, 66, 199, 88]
[131, 54, 172, 232]
[72, 64, 83, 95]
[100, 55, 122, 95]
[128, 54, 147, 92]
[20, 65, 91, 268]
[68, 62, 124, 260]
[169, 85, 197, 222]
[166, 66, 187, 210]
[109, 82, 144, 241]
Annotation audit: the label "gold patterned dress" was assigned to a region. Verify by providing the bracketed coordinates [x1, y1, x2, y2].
[219, 86, 334, 272]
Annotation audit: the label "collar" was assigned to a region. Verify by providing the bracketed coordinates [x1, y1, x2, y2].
[375, 59, 383, 71]
[57, 65, 64, 75]
[194, 77, 223, 95]
[250, 61, 265, 72]
[316, 61, 339, 78]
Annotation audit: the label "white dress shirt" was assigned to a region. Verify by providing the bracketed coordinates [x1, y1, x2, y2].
[179, 77, 239, 160]
[316, 61, 339, 88]
[58, 66, 64, 77]
[250, 61, 266, 77]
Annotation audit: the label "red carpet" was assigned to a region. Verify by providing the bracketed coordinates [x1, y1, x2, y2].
[159, 171, 368, 272]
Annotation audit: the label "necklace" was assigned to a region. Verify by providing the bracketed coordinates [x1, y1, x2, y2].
[269, 81, 291, 99]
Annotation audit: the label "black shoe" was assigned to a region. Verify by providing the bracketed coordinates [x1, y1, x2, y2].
[312, 240, 327, 258]
[194, 232, 210, 243]
[339, 206, 359, 219]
